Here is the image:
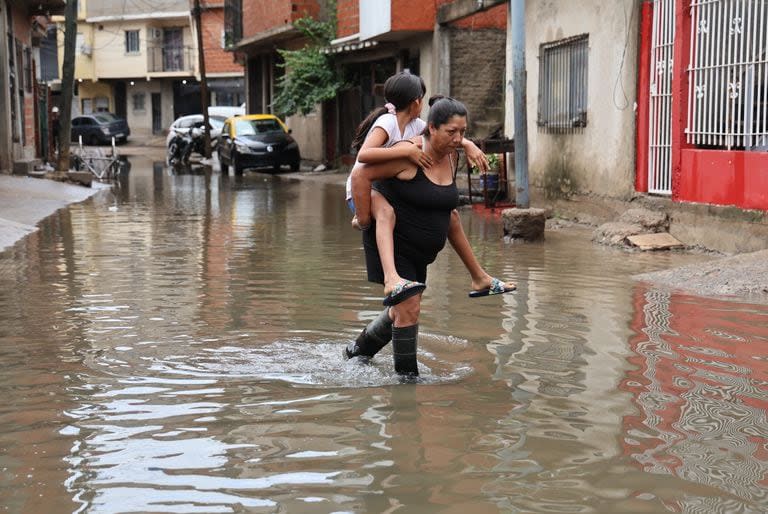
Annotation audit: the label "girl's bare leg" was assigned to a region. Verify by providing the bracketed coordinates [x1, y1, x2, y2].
[371, 191, 405, 295]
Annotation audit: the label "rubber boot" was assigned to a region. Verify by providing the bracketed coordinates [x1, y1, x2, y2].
[392, 324, 419, 381]
[344, 308, 392, 363]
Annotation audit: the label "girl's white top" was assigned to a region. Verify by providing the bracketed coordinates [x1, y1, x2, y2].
[345, 113, 427, 200]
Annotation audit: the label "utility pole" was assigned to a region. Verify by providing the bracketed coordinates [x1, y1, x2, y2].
[510, 0, 529, 209]
[193, 0, 211, 158]
[57, 0, 78, 174]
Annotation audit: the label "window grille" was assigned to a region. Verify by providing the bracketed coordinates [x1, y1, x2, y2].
[224, 0, 243, 48]
[133, 93, 145, 111]
[537, 34, 589, 133]
[125, 30, 140, 54]
[687, 0, 768, 150]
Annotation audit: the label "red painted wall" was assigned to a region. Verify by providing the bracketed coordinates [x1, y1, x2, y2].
[679, 150, 768, 210]
[635, 1, 652, 193]
[635, 0, 767, 211]
[671, 0, 693, 201]
[241, 0, 320, 40]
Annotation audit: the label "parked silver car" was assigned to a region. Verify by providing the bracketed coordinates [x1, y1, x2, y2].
[165, 114, 226, 150]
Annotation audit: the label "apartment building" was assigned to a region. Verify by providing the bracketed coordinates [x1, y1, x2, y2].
[59, 0, 243, 137]
[0, 0, 65, 173]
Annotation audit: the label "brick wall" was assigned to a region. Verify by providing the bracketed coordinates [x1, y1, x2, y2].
[391, 0, 434, 31]
[202, 8, 243, 73]
[241, 0, 321, 39]
[335, 0, 358, 38]
[450, 27, 506, 139]
[434, 0, 507, 29]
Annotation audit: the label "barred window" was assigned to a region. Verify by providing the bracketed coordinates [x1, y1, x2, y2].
[133, 93, 145, 111]
[538, 34, 589, 133]
[125, 30, 140, 54]
[687, 0, 768, 150]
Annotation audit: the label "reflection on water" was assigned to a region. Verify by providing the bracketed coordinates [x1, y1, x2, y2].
[0, 156, 766, 513]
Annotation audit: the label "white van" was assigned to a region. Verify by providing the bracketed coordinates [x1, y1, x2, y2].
[208, 105, 245, 119]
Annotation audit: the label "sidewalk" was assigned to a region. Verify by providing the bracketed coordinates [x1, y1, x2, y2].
[0, 175, 108, 253]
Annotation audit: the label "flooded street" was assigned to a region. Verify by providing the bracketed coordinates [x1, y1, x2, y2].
[1, 156, 766, 513]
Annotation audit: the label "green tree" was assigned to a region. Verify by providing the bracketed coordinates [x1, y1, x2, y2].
[272, 16, 344, 117]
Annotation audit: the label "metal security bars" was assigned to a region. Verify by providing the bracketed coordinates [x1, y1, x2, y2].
[537, 34, 589, 133]
[224, 0, 243, 48]
[687, 0, 768, 150]
[648, 0, 676, 195]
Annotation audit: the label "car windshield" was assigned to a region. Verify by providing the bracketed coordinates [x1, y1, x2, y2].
[235, 118, 283, 136]
[94, 113, 118, 123]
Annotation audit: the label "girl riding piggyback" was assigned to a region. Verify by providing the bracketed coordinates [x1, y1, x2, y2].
[346, 72, 433, 306]
[348, 71, 503, 307]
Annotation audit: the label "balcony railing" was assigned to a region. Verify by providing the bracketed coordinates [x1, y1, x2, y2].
[147, 45, 194, 73]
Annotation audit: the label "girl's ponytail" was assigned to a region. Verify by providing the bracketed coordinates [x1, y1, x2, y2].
[351, 106, 389, 153]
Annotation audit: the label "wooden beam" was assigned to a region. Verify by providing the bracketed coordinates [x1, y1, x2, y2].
[437, 0, 506, 25]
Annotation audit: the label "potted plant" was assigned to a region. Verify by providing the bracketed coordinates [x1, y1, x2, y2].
[470, 153, 501, 192]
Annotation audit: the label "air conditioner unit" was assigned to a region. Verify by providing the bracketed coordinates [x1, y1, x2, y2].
[151, 28, 163, 40]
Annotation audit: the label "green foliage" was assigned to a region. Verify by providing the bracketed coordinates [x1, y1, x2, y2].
[272, 16, 345, 117]
[471, 153, 501, 174]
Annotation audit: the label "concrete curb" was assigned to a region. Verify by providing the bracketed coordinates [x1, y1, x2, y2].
[0, 175, 109, 253]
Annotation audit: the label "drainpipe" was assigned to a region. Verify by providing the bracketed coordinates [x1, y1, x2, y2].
[510, 0, 529, 209]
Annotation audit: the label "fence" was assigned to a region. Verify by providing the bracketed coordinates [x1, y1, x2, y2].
[686, 0, 768, 150]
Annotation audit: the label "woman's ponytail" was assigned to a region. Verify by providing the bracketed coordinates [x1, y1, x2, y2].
[351, 106, 389, 153]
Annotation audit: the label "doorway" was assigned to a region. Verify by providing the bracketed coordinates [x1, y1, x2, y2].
[151, 93, 162, 134]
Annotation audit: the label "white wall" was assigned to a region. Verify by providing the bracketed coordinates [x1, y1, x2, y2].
[126, 80, 175, 135]
[286, 108, 324, 163]
[506, 0, 640, 199]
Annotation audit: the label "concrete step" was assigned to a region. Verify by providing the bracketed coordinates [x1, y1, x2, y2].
[12, 159, 42, 176]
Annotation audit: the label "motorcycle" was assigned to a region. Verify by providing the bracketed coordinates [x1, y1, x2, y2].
[167, 123, 209, 166]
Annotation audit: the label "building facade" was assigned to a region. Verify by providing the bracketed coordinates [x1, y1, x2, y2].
[57, 0, 243, 137]
[0, 0, 65, 173]
[225, 0, 330, 162]
[502, 0, 767, 211]
[225, 0, 506, 165]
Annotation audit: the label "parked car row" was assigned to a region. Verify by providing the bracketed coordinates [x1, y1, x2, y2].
[166, 111, 301, 174]
[70, 106, 302, 175]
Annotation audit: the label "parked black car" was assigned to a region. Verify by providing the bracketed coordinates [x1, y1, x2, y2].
[217, 115, 300, 174]
[71, 113, 130, 145]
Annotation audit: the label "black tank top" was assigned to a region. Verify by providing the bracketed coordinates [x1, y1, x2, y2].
[372, 164, 460, 264]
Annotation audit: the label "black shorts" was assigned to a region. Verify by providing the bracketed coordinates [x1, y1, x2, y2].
[363, 221, 430, 285]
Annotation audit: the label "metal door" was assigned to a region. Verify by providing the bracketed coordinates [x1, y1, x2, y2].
[648, 0, 676, 195]
[152, 93, 162, 134]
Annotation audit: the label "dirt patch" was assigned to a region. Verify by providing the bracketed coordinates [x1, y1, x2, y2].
[634, 249, 768, 304]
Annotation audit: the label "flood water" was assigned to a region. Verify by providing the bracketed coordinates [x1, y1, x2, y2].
[1, 156, 766, 513]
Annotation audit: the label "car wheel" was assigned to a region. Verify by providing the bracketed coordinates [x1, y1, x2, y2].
[290, 159, 300, 172]
[232, 152, 243, 175]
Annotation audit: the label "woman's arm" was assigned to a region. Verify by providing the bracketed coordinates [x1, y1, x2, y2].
[350, 156, 412, 228]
